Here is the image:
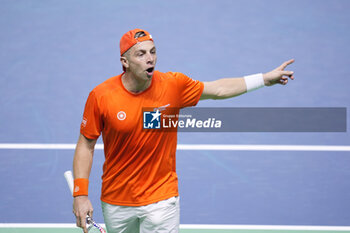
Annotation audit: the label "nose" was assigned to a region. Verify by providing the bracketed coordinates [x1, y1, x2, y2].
[146, 52, 155, 64]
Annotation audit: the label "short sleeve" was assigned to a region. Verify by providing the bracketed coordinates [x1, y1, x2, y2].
[171, 72, 204, 108]
[80, 91, 102, 139]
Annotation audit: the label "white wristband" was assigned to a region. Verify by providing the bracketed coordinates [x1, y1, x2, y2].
[244, 73, 265, 92]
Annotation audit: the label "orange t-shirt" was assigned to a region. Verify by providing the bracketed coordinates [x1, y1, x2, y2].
[80, 71, 204, 206]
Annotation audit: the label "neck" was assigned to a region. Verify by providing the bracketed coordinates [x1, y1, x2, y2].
[121, 72, 152, 94]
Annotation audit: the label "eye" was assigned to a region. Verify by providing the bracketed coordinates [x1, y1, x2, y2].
[135, 51, 145, 57]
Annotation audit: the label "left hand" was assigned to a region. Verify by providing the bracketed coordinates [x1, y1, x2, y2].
[263, 59, 295, 86]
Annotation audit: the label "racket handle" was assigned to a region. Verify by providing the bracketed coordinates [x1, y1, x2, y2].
[64, 170, 74, 195]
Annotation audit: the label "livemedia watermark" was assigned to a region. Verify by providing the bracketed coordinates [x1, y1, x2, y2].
[142, 107, 346, 132]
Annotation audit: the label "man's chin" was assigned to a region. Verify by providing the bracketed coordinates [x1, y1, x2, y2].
[146, 70, 154, 78]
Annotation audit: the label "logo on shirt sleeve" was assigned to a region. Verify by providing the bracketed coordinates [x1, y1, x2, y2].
[143, 110, 161, 129]
[81, 117, 88, 127]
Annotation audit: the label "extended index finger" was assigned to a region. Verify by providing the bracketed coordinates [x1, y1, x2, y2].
[278, 59, 295, 70]
[81, 217, 88, 233]
[76, 215, 88, 233]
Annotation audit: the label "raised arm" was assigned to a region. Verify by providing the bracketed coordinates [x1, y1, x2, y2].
[200, 59, 295, 100]
[72, 133, 97, 233]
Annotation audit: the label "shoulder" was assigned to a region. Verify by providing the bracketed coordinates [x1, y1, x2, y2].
[164, 71, 188, 79]
[155, 71, 191, 82]
[91, 75, 121, 98]
[155, 71, 203, 90]
[164, 71, 201, 86]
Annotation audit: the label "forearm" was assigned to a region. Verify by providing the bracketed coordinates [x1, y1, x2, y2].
[201, 77, 247, 100]
[200, 59, 295, 101]
[73, 134, 96, 179]
[72, 134, 96, 232]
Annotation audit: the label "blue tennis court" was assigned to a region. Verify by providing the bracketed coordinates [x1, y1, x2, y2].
[1, 0, 350, 232]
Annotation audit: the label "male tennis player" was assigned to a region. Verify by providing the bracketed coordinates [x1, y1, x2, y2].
[72, 29, 294, 233]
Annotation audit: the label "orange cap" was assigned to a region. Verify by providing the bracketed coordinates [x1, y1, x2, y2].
[120, 29, 153, 56]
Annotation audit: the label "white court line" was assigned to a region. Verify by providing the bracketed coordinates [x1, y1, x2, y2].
[177, 144, 350, 151]
[182, 224, 350, 231]
[0, 224, 77, 228]
[1, 144, 350, 232]
[1, 224, 350, 231]
[0, 143, 350, 151]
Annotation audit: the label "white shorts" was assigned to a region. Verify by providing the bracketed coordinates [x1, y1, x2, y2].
[101, 196, 180, 233]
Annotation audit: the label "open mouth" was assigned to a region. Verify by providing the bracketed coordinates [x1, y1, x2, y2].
[146, 67, 154, 77]
[146, 67, 154, 73]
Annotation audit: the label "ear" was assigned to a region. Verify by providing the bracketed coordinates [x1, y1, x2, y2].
[120, 56, 129, 70]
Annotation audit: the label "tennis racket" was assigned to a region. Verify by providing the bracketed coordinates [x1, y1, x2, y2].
[64, 170, 107, 233]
